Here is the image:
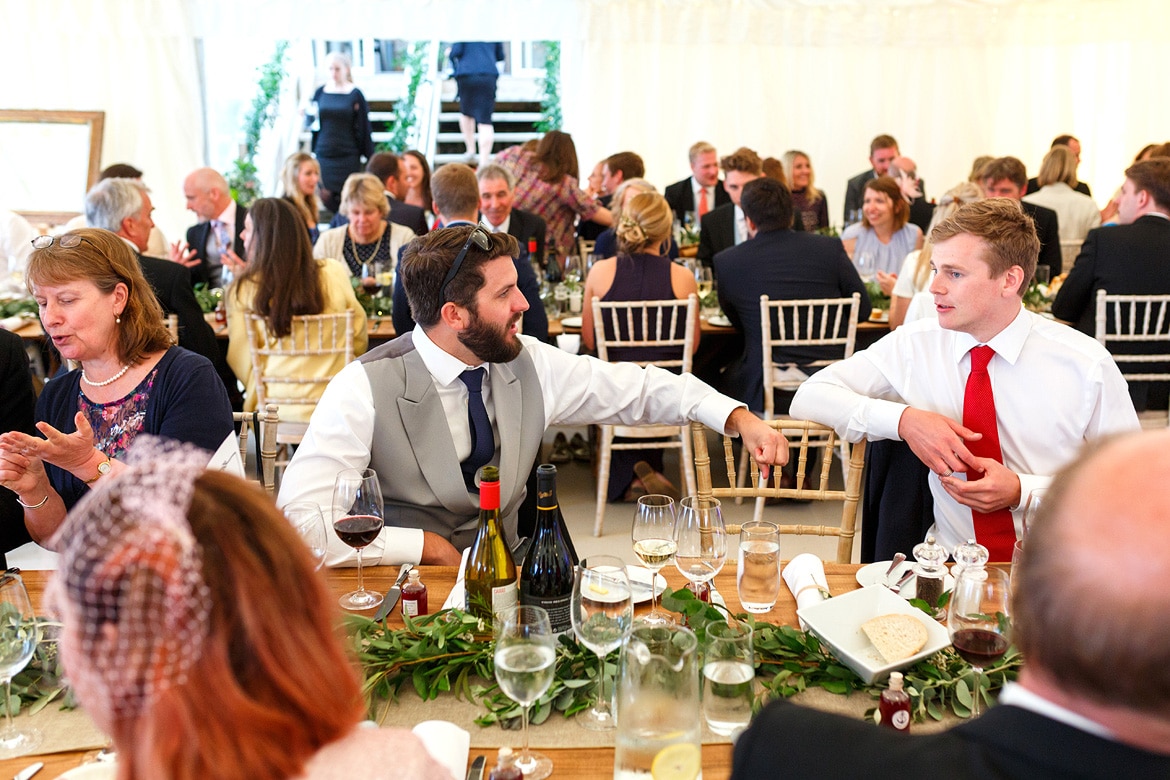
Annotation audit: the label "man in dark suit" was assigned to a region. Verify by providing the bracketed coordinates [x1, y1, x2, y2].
[329, 152, 429, 236]
[477, 163, 547, 269]
[169, 167, 246, 289]
[0, 328, 35, 563]
[732, 429, 1170, 779]
[86, 177, 243, 409]
[664, 141, 730, 224]
[1053, 158, 1170, 409]
[844, 134, 899, 223]
[715, 178, 870, 411]
[392, 164, 548, 344]
[696, 147, 764, 268]
[982, 156, 1065, 275]
[1027, 134, 1092, 196]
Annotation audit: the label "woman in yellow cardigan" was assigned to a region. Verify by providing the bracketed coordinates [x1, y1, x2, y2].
[227, 198, 367, 422]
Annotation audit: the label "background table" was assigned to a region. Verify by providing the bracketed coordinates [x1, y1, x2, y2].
[0, 564, 865, 779]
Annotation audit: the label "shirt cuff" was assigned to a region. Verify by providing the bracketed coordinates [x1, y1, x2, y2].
[869, 399, 910, 441]
[374, 526, 426, 566]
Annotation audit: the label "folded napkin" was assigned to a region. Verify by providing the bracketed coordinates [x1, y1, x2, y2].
[783, 553, 830, 628]
[412, 719, 470, 780]
[441, 548, 471, 611]
[0, 315, 24, 331]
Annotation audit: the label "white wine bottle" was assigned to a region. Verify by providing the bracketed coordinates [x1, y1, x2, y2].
[465, 466, 518, 620]
[520, 464, 577, 635]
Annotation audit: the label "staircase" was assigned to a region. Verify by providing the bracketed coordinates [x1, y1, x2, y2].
[433, 97, 544, 166]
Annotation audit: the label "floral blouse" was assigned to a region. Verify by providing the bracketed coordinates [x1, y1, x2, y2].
[78, 368, 159, 460]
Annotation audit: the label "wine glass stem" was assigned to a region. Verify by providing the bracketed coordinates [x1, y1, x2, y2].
[355, 545, 366, 593]
[972, 666, 982, 716]
[596, 652, 606, 712]
[520, 703, 532, 762]
[2, 678, 11, 733]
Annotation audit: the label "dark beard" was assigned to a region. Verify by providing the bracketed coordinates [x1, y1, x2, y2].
[458, 308, 523, 363]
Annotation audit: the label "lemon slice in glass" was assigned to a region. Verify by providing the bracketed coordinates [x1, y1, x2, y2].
[651, 743, 701, 780]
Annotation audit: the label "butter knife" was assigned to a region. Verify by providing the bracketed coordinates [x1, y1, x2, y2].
[372, 563, 413, 621]
[466, 755, 485, 780]
[13, 762, 43, 780]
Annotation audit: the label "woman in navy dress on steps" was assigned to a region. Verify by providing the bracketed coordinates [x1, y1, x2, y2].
[309, 52, 374, 214]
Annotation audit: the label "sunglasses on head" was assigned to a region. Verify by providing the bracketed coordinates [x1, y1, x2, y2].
[439, 224, 493, 301]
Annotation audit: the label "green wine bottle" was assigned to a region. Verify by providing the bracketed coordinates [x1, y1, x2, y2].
[464, 467, 518, 620]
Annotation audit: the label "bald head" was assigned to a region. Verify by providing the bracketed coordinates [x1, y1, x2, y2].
[1014, 430, 1170, 724]
[183, 167, 232, 221]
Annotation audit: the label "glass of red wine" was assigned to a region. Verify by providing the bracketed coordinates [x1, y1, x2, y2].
[332, 468, 385, 611]
[948, 567, 1011, 716]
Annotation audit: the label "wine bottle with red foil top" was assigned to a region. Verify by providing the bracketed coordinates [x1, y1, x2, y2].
[465, 466, 518, 620]
[520, 464, 577, 635]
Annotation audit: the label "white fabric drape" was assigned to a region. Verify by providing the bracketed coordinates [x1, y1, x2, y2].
[3, 0, 1168, 240]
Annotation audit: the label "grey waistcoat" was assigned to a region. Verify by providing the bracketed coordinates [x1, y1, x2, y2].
[359, 333, 545, 550]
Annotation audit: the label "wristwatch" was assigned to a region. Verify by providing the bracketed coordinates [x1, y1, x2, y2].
[84, 457, 112, 485]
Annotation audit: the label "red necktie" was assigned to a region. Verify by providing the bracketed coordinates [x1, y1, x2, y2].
[962, 346, 1015, 560]
[698, 187, 709, 218]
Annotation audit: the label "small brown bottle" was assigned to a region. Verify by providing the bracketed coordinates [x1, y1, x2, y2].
[488, 747, 522, 780]
[400, 570, 427, 617]
[878, 671, 911, 732]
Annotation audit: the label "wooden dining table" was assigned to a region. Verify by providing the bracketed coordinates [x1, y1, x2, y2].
[0, 563, 869, 779]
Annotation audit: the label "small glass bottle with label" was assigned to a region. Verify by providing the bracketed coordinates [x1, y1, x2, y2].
[400, 570, 427, 617]
[878, 671, 911, 732]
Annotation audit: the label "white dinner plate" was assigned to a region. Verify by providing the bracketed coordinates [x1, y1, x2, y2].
[626, 566, 668, 605]
[869, 309, 889, 322]
[706, 314, 733, 328]
[855, 560, 953, 601]
[560, 315, 583, 329]
[58, 763, 116, 779]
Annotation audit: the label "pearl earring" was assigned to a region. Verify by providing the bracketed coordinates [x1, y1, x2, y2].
[115, 314, 122, 324]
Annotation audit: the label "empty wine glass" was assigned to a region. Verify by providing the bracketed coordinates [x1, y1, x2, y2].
[631, 495, 676, 626]
[1022, 488, 1046, 538]
[571, 555, 633, 731]
[0, 572, 42, 757]
[855, 251, 876, 282]
[494, 606, 555, 780]
[285, 501, 328, 570]
[674, 496, 726, 591]
[332, 468, 384, 610]
[948, 567, 1011, 716]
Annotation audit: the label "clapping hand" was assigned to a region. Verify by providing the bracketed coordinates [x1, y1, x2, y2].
[222, 247, 247, 276]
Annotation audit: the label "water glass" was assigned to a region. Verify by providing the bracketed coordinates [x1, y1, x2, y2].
[0, 573, 41, 757]
[285, 501, 328, 570]
[674, 496, 726, 588]
[855, 251, 876, 282]
[571, 556, 633, 731]
[1022, 488, 1046, 538]
[702, 619, 755, 737]
[736, 520, 780, 613]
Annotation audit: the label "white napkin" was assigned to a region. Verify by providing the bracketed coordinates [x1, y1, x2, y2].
[783, 553, 830, 628]
[441, 548, 471, 611]
[0, 315, 24, 331]
[412, 719, 470, 780]
[5, 541, 59, 570]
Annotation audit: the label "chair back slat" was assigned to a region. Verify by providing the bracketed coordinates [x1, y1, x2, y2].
[691, 419, 866, 563]
[233, 404, 279, 494]
[243, 310, 355, 409]
[760, 293, 861, 416]
[1094, 290, 1170, 383]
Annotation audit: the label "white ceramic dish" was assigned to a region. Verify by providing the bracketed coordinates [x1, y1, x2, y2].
[797, 585, 950, 684]
[706, 314, 733, 328]
[855, 560, 954, 601]
[869, 309, 889, 322]
[560, 315, 583, 329]
[626, 566, 668, 605]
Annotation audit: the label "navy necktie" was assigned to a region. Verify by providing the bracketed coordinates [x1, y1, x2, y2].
[459, 368, 494, 490]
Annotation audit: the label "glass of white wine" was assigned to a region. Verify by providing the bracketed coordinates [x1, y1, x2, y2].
[674, 496, 726, 591]
[0, 572, 41, 758]
[494, 605, 555, 780]
[631, 495, 676, 626]
[571, 555, 633, 731]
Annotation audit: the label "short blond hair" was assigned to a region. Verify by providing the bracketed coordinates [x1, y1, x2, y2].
[688, 141, 715, 165]
[929, 199, 1038, 295]
[340, 173, 389, 217]
[1037, 146, 1079, 189]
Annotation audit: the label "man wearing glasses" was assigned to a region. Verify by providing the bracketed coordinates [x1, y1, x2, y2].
[279, 224, 790, 567]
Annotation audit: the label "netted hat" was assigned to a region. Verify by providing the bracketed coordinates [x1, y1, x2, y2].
[49, 436, 212, 719]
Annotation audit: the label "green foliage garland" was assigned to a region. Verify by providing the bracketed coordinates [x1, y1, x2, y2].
[534, 42, 562, 133]
[381, 42, 429, 154]
[225, 42, 290, 206]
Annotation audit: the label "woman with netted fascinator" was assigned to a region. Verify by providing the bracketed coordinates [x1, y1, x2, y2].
[580, 191, 701, 502]
[46, 438, 448, 779]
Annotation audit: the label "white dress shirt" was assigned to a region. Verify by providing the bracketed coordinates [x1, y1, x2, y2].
[486, 214, 511, 235]
[998, 683, 1114, 740]
[279, 327, 743, 566]
[734, 205, 748, 245]
[790, 308, 1138, 551]
[691, 178, 716, 217]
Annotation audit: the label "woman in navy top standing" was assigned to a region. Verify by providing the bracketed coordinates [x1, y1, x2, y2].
[309, 52, 373, 214]
[449, 42, 504, 164]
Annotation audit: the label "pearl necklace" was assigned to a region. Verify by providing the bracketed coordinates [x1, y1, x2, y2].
[81, 363, 132, 388]
[347, 229, 387, 269]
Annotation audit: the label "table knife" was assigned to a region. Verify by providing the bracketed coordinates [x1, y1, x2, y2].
[13, 762, 43, 780]
[465, 755, 485, 780]
[372, 563, 413, 621]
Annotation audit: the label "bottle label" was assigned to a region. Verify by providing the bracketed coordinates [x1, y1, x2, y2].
[402, 598, 419, 617]
[492, 582, 519, 615]
[522, 591, 572, 634]
[891, 710, 910, 730]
